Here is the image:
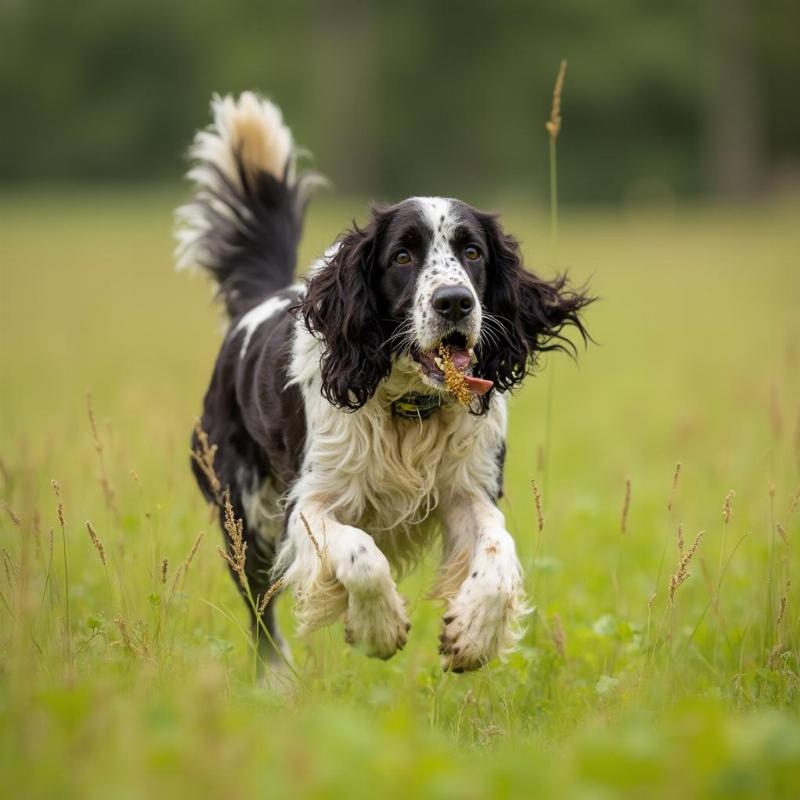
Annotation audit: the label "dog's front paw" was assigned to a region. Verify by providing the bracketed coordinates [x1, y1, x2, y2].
[439, 574, 526, 672]
[345, 586, 410, 660]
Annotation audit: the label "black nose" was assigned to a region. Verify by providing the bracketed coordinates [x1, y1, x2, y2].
[431, 285, 474, 322]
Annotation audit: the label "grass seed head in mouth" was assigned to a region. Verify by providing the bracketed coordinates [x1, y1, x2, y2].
[438, 343, 472, 406]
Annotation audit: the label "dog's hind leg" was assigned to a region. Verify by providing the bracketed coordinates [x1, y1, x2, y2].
[207, 466, 294, 687]
[236, 474, 297, 684]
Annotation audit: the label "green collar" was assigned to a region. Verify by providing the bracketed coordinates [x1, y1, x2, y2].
[391, 393, 443, 421]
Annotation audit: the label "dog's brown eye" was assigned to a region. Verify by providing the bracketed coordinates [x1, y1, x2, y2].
[464, 245, 481, 261]
[393, 249, 412, 265]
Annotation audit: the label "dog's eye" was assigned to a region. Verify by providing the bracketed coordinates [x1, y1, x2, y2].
[393, 249, 412, 265]
[464, 245, 482, 261]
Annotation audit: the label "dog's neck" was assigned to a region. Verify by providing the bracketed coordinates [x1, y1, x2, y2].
[382, 356, 452, 420]
[390, 392, 443, 420]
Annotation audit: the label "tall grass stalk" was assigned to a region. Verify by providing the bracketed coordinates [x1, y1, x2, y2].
[713, 490, 735, 667]
[529, 480, 546, 617]
[766, 483, 777, 659]
[194, 422, 301, 686]
[541, 59, 567, 501]
[546, 59, 567, 249]
[51, 480, 72, 667]
[87, 393, 120, 521]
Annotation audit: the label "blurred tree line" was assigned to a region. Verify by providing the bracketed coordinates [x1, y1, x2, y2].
[1, 0, 797, 202]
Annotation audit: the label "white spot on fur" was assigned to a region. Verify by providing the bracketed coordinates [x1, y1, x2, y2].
[232, 296, 290, 359]
[239, 469, 284, 544]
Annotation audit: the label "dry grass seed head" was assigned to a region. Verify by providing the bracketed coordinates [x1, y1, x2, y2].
[168, 532, 205, 602]
[2, 548, 15, 586]
[51, 480, 64, 529]
[3, 502, 21, 527]
[530, 480, 545, 534]
[218, 490, 247, 589]
[160, 558, 168, 584]
[257, 577, 285, 614]
[620, 477, 632, 535]
[85, 521, 106, 566]
[768, 642, 788, 670]
[669, 529, 704, 604]
[667, 462, 682, 512]
[546, 59, 567, 141]
[776, 594, 788, 627]
[191, 421, 222, 503]
[789, 485, 800, 515]
[87, 392, 103, 455]
[777, 523, 788, 545]
[114, 616, 135, 653]
[182, 532, 204, 576]
[722, 490, 735, 524]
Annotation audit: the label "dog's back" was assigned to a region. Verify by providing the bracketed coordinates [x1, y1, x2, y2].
[175, 94, 322, 679]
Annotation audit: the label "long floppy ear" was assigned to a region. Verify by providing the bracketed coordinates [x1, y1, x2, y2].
[297, 214, 392, 410]
[475, 213, 593, 400]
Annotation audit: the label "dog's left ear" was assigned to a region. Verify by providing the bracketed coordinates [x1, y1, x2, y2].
[297, 211, 393, 410]
[475, 213, 594, 394]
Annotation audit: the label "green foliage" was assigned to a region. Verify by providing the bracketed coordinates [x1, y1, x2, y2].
[1, 191, 799, 797]
[1, 0, 798, 199]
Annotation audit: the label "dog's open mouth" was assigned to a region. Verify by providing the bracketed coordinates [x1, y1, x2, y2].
[411, 332, 494, 401]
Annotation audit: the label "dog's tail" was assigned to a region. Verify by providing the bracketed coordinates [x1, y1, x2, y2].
[175, 92, 325, 318]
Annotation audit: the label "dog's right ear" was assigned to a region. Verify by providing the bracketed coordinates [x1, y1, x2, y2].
[298, 214, 392, 410]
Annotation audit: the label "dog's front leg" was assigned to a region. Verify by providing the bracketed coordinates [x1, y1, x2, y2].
[283, 504, 409, 659]
[435, 494, 528, 672]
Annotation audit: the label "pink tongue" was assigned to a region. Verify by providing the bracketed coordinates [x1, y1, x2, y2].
[464, 375, 494, 396]
[446, 348, 493, 396]
[449, 348, 472, 370]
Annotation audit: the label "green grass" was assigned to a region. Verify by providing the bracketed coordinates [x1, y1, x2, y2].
[1, 188, 799, 799]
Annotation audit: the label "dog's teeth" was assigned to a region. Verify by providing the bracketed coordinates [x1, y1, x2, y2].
[433, 357, 444, 370]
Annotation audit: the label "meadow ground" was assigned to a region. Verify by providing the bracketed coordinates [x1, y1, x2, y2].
[1, 188, 799, 798]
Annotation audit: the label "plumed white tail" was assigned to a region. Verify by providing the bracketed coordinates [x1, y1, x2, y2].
[175, 92, 324, 317]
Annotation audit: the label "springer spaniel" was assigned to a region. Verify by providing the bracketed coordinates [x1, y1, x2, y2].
[176, 93, 590, 677]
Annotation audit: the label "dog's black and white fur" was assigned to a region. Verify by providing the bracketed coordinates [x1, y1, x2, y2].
[176, 93, 590, 676]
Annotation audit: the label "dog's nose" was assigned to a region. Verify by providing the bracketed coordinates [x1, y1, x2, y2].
[431, 285, 474, 322]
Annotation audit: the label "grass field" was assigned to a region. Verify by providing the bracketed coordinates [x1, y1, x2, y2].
[1, 189, 799, 798]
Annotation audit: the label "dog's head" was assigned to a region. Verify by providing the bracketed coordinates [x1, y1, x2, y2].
[299, 197, 592, 411]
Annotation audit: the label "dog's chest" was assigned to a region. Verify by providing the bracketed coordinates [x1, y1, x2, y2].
[302, 398, 501, 532]
[363, 408, 474, 513]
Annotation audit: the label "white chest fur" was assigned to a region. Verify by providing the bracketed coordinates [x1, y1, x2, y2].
[288, 325, 507, 548]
